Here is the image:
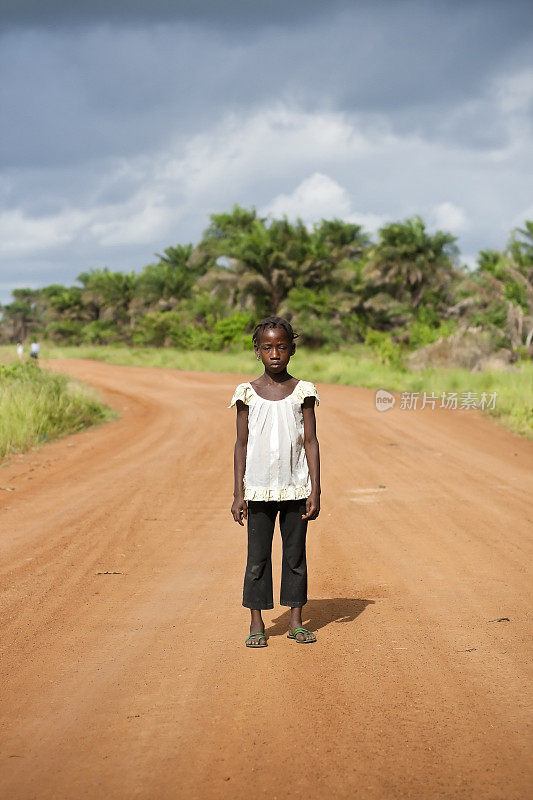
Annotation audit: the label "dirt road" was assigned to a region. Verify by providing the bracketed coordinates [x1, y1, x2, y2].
[1, 359, 531, 799]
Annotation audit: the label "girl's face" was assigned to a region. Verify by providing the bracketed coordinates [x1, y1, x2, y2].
[255, 327, 295, 372]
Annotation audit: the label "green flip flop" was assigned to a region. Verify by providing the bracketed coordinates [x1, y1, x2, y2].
[287, 626, 317, 643]
[245, 632, 268, 647]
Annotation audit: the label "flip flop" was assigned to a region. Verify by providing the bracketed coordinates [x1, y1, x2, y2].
[287, 626, 316, 643]
[245, 632, 267, 647]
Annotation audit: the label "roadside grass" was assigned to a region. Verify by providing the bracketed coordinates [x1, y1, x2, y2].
[1, 343, 531, 439]
[0, 357, 117, 459]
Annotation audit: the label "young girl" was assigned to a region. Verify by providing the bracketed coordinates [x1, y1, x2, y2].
[228, 315, 321, 648]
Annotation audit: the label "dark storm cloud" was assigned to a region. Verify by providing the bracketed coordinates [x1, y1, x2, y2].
[2, 0, 357, 28]
[2, 1, 532, 173]
[0, 0, 532, 302]
[4, 0, 533, 26]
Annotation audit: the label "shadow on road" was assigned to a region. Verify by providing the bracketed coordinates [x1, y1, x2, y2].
[266, 597, 375, 637]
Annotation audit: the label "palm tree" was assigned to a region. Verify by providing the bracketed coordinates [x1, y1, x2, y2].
[198, 218, 302, 314]
[363, 216, 460, 315]
[138, 244, 203, 310]
[45, 286, 85, 321]
[197, 209, 374, 334]
[1, 291, 38, 341]
[313, 219, 371, 261]
[203, 205, 261, 242]
[508, 221, 533, 275]
[77, 268, 137, 326]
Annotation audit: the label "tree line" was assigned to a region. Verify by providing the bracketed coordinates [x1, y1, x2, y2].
[1, 207, 532, 354]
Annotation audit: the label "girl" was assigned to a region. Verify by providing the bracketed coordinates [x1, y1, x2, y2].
[228, 316, 321, 648]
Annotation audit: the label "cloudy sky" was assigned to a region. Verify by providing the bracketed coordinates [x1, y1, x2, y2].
[1, 0, 532, 304]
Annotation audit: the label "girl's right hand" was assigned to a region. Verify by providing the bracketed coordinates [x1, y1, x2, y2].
[231, 496, 248, 526]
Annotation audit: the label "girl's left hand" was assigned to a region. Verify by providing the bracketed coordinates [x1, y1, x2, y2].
[302, 492, 320, 521]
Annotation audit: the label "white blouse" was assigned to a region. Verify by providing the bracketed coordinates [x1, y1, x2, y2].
[228, 379, 320, 501]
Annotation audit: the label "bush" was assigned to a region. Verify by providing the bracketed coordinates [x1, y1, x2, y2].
[81, 320, 123, 345]
[503, 280, 529, 311]
[364, 329, 406, 369]
[407, 318, 458, 349]
[284, 288, 346, 349]
[212, 311, 255, 349]
[0, 363, 114, 458]
[341, 314, 369, 343]
[468, 301, 508, 331]
[132, 309, 254, 350]
[45, 320, 85, 344]
[132, 312, 174, 346]
[515, 345, 533, 362]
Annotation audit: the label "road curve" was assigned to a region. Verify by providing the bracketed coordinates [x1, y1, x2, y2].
[0, 359, 531, 799]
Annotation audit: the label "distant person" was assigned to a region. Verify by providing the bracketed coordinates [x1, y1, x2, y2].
[16, 342, 24, 361]
[228, 316, 321, 648]
[30, 342, 40, 361]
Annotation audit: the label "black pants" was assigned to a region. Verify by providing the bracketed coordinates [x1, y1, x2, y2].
[243, 498, 308, 610]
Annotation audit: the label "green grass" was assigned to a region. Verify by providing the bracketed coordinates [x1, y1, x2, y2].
[1, 342, 531, 439]
[0, 358, 116, 459]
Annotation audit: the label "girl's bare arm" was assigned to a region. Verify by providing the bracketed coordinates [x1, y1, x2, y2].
[302, 397, 320, 520]
[231, 400, 249, 525]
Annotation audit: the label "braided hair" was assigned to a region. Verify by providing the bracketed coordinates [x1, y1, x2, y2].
[252, 316, 299, 346]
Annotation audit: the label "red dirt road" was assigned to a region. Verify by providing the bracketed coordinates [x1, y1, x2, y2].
[1, 359, 532, 800]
